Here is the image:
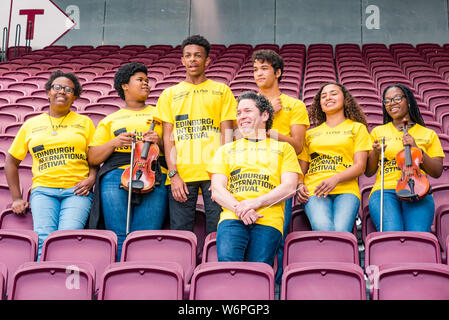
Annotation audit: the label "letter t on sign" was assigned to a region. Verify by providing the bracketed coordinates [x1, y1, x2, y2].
[19, 9, 44, 40]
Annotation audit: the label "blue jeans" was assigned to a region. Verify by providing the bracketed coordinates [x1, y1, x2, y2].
[30, 186, 93, 260]
[100, 169, 168, 260]
[216, 219, 282, 266]
[369, 189, 435, 232]
[304, 194, 360, 232]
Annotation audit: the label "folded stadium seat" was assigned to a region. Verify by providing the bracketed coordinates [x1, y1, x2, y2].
[92, 75, 114, 84]
[0, 229, 38, 297]
[281, 262, 366, 300]
[81, 82, 113, 96]
[365, 231, 441, 269]
[21, 76, 48, 89]
[190, 261, 275, 300]
[83, 103, 120, 115]
[371, 263, 449, 300]
[0, 208, 33, 231]
[40, 229, 117, 296]
[78, 111, 107, 127]
[69, 45, 94, 52]
[0, 113, 19, 133]
[0, 89, 25, 103]
[201, 232, 217, 264]
[121, 230, 197, 291]
[283, 231, 359, 268]
[74, 71, 98, 83]
[14, 96, 49, 111]
[34, 71, 54, 79]
[254, 43, 280, 52]
[0, 184, 12, 212]
[428, 95, 449, 114]
[0, 262, 6, 300]
[1, 71, 32, 82]
[422, 87, 449, 105]
[15, 66, 42, 76]
[0, 134, 16, 155]
[0, 149, 5, 164]
[434, 204, 449, 261]
[0, 104, 36, 121]
[95, 96, 123, 106]
[59, 61, 90, 71]
[79, 88, 103, 102]
[152, 80, 181, 91]
[9, 261, 95, 300]
[98, 261, 184, 300]
[79, 66, 108, 76]
[3, 123, 23, 135]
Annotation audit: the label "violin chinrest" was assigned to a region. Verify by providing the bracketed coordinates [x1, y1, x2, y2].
[396, 188, 420, 201]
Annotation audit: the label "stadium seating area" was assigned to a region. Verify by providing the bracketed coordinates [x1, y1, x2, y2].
[0, 42, 449, 300]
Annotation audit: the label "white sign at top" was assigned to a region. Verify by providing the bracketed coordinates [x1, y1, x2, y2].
[7, 0, 75, 49]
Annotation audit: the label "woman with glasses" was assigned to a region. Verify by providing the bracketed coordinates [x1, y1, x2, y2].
[5, 70, 96, 259]
[296, 83, 371, 232]
[365, 84, 445, 232]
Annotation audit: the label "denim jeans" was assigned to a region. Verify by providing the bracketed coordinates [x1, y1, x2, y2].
[216, 219, 282, 266]
[30, 186, 93, 260]
[168, 180, 221, 235]
[304, 193, 360, 232]
[369, 189, 435, 232]
[100, 169, 168, 260]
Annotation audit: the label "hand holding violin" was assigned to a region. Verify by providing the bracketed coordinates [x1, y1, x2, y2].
[142, 129, 159, 144]
[402, 132, 418, 149]
[112, 132, 136, 148]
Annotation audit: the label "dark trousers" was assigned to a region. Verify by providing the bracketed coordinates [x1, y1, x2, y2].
[168, 180, 221, 235]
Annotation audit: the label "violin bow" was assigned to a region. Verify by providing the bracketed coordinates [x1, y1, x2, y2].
[126, 130, 137, 235]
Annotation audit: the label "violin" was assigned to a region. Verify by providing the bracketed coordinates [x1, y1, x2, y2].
[120, 119, 160, 194]
[395, 119, 430, 201]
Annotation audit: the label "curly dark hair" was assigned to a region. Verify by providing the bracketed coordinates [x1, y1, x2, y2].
[181, 34, 210, 57]
[237, 91, 274, 131]
[382, 84, 426, 127]
[113, 62, 148, 100]
[45, 70, 82, 97]
[251, 49, 284, 82]
[309, 83, 368, 127]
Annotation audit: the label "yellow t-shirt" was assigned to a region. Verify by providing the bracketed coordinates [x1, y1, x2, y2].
[369, 122, 445, 195]
[298, 119, 372, 199]
[271, 94, 310, 137]
[207, 138, 303, 235]
[156, 79, 237, 184]
[8, 111, 95, 189]
[89, 105, 164, 171]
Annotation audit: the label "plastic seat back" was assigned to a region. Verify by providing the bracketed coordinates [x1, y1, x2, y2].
[190, 262, 275, 300]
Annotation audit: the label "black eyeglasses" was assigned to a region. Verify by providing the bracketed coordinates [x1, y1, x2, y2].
[51, 84, 75, 94]
[383, 95, 405, 106]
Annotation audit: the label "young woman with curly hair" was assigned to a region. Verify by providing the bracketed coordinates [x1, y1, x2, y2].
[296, 83, 371, 231]
[87, 62, 167, 259]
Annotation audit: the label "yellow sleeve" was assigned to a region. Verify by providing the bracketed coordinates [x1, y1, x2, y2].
[426, 130, 445, 158]
[89, 117, 112, 147]
[86, 118, 96, 146]
[354, 123, 373, 153]
[281, 143, 303, 179]
[8, 122, 28, 161]
[220, 85, 237, 122]
[297, 135, 310, 162]
[206, 144, 229, 177]
[156, 88, 173, 124]
[290, 99, 310, 127]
